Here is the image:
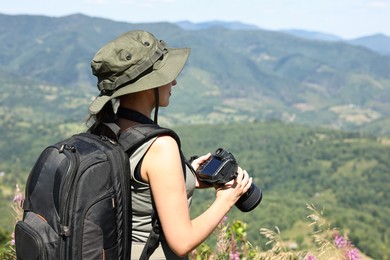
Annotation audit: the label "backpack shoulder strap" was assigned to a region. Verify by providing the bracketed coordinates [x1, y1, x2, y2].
[119, 124, 180, 154]
[119, 124, 181, 260]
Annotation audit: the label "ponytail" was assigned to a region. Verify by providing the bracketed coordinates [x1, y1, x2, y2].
[87, 101, 117, 135]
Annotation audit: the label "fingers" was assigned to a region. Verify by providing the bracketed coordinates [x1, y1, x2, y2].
[191, 153, 211, 170]
[243, 175, 253, 193]
[235, 168, 252, 194]
[214, 167, 254, 208]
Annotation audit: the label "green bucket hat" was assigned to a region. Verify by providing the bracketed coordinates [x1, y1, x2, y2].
[89, 30, 190, 114]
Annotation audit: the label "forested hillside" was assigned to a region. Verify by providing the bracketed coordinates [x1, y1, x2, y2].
[1, 120, 389, 259]
[174, 122, 390, 259]
[1, 13, 390, 134]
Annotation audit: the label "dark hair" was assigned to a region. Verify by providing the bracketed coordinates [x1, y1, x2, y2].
[87, 101, 117, 135]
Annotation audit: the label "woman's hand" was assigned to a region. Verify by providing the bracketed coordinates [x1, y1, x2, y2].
[191, 153, 211, 171]
[191, 153, 213, 188]
[215, 167, 252, 209]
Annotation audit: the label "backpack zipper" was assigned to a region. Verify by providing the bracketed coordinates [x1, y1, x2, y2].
[57, 144, 79, 259]
[84, 133, 132, 258]
[113, 142, 131, 258]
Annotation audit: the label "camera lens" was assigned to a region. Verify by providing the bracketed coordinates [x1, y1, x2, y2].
[235, 183, 262, 212]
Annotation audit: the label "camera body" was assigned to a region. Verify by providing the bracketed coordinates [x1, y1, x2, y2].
[195, 148, 262, 212]
[196, 148, 238, 184]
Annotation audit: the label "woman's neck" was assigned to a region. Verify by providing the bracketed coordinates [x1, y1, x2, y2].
[117, 92, 157, 130]
[119, 91, 155, 119]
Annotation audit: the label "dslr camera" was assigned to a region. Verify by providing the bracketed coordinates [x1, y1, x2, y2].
[195, 148, 262, 212]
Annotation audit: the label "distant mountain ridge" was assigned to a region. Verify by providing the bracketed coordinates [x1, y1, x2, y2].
[280, 29, 343, 42]
[175, 20, 390, 55]
[283, 30, 390, 55]
[348, 33, 390, 55]
[0, 13, 389, 135]
[176, 20, 259, 31]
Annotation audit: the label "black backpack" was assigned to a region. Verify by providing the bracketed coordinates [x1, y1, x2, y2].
[14, 123, 180, 260]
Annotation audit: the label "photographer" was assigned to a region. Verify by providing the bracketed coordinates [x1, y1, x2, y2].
[88, 30, 253, 259]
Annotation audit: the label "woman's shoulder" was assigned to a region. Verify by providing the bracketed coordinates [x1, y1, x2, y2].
[151, 134, 179, 150]
[143, 134, 183, 180]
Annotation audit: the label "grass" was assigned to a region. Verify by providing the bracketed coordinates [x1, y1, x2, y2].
[0, 187, 374, 260]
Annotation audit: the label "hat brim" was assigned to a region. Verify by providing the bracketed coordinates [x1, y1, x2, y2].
[89, 47, 190, 114]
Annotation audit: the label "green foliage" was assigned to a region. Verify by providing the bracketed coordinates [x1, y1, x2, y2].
[190, 217, 260, 259]
[1, 193, 372, 259]
[0, 229, 10, 247]
[191, 204, 368, 259]
[176, 122, 389, 259]
[0, 185, 23, 260]
[0, 114, 389, 258]
[0, 242, 15, 260]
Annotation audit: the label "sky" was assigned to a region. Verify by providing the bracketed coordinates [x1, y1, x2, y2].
[2, 0, 390, 39]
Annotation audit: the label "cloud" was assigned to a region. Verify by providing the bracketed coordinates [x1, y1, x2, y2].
[85, 0, 110, 5]
[84, 0, 175, 6]
[83, 0, 175, 9]
[118, 0, 175, 4]
[365, 0, 389, 8]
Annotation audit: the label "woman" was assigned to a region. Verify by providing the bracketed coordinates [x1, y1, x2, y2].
[88, 30, 252, 259]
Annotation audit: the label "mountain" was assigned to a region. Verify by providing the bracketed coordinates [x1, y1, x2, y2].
[348, 33, 390, 55]
[281, 29, 390, 55]
[0, 13, 389, 135]
[0, 13, 390, 135]
[176, 20, 259, 30]
[281, 29, 342, 42]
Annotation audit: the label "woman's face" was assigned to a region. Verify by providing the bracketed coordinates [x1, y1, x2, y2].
[158, 79, 177, 107]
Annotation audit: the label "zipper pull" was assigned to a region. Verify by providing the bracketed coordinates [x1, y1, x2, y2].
[101, 135, 117, 145]
[59, 144, 76, 153]
[111, 195, 116, 209]
[59, 224, 71, 237]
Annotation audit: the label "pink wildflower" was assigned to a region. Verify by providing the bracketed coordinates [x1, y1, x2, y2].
[220, 215, 228, 225]
[334, 233, 349, 248]
[11, 232, 15, 246]
[347, 248, 361, 260]
[305, 254, 316, 260]
[13, 184, 24, 205]
[229, 251, 240, 260]
[229, 234, 240, 260]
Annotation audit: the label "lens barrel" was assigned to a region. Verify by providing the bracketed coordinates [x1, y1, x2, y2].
[235, 183, 262, 212]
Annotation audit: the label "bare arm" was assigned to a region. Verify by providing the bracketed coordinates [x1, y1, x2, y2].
[141, 136, 252, 257]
